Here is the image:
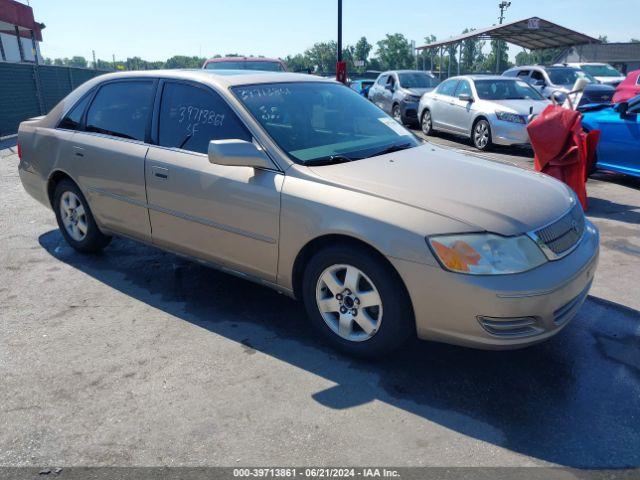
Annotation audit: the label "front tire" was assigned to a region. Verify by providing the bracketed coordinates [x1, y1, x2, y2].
[472, 119, 492, 151]
[392, 104, 403, 124]
[53, 179, 111, 253]
[301, 245, 414, 358]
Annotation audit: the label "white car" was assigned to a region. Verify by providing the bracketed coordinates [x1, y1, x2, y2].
[565, 62, 625, 86]
[418, 75, 550, 150]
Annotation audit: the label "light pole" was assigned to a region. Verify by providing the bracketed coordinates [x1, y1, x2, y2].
[496, 1, 511, 73]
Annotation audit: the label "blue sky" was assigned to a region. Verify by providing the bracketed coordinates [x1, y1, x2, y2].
[28, 0, 639, 62]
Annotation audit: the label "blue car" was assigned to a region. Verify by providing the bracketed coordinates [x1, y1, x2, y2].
[581, 95, 640, 177]
[349, 79, 375, 99]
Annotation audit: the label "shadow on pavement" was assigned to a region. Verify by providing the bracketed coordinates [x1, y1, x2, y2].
[39, 230, 640, 469]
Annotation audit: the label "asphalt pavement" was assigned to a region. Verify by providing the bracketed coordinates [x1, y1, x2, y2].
[1, 137, 639, 468]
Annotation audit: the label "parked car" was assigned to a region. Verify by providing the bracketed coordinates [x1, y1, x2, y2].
[418, 76, 550, 150]
[203, 56, 286, 72]
[565, 62, 625, 86]
[581, 94, 640, 178]
[17, 70, 599, 357]
[349, 79, 375, 98]
[503, 65, 615, 107]
[368, 70, 439, 124]
[612, 69, 640, 104]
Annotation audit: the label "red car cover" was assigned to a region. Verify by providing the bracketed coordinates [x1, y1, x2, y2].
[526, 105, 600, 210]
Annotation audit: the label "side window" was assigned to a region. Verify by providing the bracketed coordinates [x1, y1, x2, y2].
[387, 75, 395, 87]
[516, 70, 531, 78]
[531, 71, 545, 82]
[502, 70, 517, 78]
[85, 81, 154, 141]
[436, 79, 459, 97]
[158, 82, 251, 154]
[376, 75, 388, 86]
[58, 93, 92, 131]
[454, 80, 472, 97]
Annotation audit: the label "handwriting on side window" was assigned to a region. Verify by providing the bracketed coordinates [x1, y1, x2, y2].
[178, 105, 225, 135]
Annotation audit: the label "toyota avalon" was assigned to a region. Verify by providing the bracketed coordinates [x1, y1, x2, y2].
[17, 70, 599, 357]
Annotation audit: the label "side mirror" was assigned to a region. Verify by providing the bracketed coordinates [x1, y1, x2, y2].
[208, 139, 273, 170]
[385, 84, 394, 92]
[458, 93, 473, 102]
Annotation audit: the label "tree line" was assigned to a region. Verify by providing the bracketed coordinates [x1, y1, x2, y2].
[42, 31, 637, 75]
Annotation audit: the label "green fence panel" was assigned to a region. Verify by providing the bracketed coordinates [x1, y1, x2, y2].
[0, 63, 109, 137]
[0, 63, 40, 137]
[38, 65, 73, 113]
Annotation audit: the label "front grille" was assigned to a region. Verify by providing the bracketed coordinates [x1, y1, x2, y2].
[477, 316, 543, 338]
[534, 203, 585, 258]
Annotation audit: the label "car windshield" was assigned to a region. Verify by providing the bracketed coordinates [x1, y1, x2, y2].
[547, 67, 596, 85]
[206, 61, 284, 72]
[398, 72, 439, 88]
[580, 64, 623, 78]
[232, 82, 420, 165]
[474, 79, 545, 100]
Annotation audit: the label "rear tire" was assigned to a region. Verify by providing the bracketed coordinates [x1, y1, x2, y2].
[301, 244, 414, 358]
[421, 109, 434, 136]
[53, 179, 111, 254]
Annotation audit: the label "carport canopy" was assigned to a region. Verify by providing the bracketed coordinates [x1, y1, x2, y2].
[416, 17, 600, 51]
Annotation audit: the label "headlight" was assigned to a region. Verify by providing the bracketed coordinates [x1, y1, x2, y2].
[403, 94, 421, 103]
[495, 111, 526, 124]
[427, 233, 547, 275]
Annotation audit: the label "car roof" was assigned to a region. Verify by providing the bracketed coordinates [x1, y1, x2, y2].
[205, 56, 283, 63]
[383, 70, 434, 75]
[448, 75, 518, 81]
[87, 69, 334, 88]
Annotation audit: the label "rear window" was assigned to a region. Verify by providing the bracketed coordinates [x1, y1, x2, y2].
[436, 79, 459, 96]
[398, 72, 438, 88]
[85, 81, 154, 141]
[205, 61, 284, 72]
[58, 93, 92, 131]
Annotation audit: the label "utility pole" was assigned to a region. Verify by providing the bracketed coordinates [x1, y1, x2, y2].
[92, 50, 97, 70]
[335, 0, 347, 83]
[112, 54, 116, 70]
[496, 1, 511, 73]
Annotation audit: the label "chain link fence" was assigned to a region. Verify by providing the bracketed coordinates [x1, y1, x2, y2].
[0, 63, 109, 138]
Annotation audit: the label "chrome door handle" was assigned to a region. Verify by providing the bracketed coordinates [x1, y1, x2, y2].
[151, 165, 169, 180]
[73, 146, 84, 157]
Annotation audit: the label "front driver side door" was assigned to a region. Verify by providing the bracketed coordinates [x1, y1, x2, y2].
[597, 107, 640, 175]
[144, 80, 283, 282]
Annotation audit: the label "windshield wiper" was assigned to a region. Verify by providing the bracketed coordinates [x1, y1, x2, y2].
[303, 154, 362, 166]
[368, 142, 414, 158]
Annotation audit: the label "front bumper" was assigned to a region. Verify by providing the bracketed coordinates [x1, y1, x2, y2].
[400, 101, 419, 122]
[490, 117, 531, 146]
[389, 221, 599, 349]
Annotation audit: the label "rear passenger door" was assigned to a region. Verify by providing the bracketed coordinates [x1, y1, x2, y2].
[144, 80, 283, 282]
[67, 79, 156, 242]
[431, 79, 459, 131]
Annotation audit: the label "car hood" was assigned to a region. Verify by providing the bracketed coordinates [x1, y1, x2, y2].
[309, 144, 573, 236]
[489, 99, 549, 114]
[404, 87, 434, 96]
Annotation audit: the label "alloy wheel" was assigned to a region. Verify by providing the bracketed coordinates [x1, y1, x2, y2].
[315, 264, 383, 342]
[392, 106, 402, 123]
[59, 191, 88, 242]
[474, 121, 490, 150]
[422, 111, 432, 135]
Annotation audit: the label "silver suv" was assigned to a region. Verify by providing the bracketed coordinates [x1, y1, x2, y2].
[503, 65, 615, 106]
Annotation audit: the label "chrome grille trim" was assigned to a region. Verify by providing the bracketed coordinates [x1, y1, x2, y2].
[528, 201, 586, 260]
[477, 316, 544, 338]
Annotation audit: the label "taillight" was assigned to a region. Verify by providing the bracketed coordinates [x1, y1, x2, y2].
[17, 143, 22, 160]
